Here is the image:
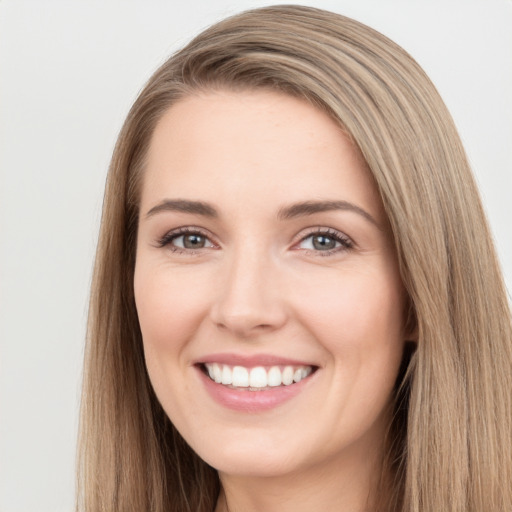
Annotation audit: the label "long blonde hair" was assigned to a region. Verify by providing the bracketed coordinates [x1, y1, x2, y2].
[77, 5, 512, 511]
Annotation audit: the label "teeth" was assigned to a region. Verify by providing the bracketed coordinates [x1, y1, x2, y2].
[249, 367, 267, 388]
[221, 365, 232, 385]
[212, 363, 222, 383]
[204, 363, 313, 389]
[232, 366, 249, 387]
[282, 366, 294, 385]
[268, 366, 282, 387]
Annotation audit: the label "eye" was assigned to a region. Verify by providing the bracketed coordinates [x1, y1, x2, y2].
[157, 228, 215, 252]
[297, 229, 353, 254]
[173, 233, 213, 249]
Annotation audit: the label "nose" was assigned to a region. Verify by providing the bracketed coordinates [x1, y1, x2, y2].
[209, 248, 288, 339]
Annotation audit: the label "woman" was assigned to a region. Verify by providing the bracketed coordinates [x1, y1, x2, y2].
[77, 5, 512, 511]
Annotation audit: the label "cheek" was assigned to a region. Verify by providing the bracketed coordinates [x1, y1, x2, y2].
[134, 264, 214, 396]
[133, 263, 211, 422]
[297, 267, 403, 334]
[133, 263, 211, 361]
[292, 266, 405, 377]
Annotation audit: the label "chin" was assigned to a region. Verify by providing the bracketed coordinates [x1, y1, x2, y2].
[189, 433, 306, 478]
[210, 453, 301, 479]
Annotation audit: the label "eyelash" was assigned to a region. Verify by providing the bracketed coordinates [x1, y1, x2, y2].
[156, 227, 214, 254]
[297, 227, 353, 256]
[156, 226, 354, 256]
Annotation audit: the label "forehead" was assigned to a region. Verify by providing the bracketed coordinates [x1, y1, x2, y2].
[141, 90, 383, 220]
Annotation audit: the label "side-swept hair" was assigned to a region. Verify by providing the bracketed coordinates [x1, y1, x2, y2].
[77, 5, 512, 511]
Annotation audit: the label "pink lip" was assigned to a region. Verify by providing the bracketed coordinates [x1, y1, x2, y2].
[194, 359, 317, 413]
[196, 352, 316, 368]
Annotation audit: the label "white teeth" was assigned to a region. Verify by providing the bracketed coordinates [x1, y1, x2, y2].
[268, 366, 282, 387]
[282, 366, 294, 385]
[232, 366, 249, 387]
[249, 367, 267, 388]
[204, 363, 314, 389]
[212, 363, 222, 383]
[221, 365, 232, 385]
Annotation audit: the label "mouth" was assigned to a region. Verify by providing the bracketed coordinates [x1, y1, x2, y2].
[198, 363, 317, 390]
[195, 355, 319, 412]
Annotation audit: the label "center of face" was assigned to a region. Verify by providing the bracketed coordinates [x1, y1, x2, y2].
[134, 88, 407, 483]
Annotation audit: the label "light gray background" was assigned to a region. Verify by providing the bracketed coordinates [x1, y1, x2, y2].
[1, 1, 511, 511]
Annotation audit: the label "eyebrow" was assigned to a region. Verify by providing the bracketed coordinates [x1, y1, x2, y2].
[145, 199, 218, 218]
[277, 200, 379, 227]
[144, 198, 379, 227]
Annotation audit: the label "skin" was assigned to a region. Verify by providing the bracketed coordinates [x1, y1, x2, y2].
[134, 90, 409, 511]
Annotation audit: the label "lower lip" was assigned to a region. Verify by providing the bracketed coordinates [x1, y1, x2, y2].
[196, 367, 314, 412]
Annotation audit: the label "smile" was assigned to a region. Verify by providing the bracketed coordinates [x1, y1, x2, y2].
[203, 363, 314, 390]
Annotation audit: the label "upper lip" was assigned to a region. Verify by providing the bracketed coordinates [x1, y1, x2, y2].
[195, 353, 318, 368]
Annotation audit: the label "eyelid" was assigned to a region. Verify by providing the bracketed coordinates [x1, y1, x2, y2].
[292, 226, 354, 254]
[155, 225, 354, 255]
[156, 226, 218, 251]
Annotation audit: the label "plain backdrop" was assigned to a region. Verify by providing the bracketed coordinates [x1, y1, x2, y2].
[1, 1, 511, 511]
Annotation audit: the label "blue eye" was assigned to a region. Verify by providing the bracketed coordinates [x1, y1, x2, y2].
[298, 230, 352, 253]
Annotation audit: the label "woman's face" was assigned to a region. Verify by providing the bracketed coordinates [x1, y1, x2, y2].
[134, 90, 408, 479]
